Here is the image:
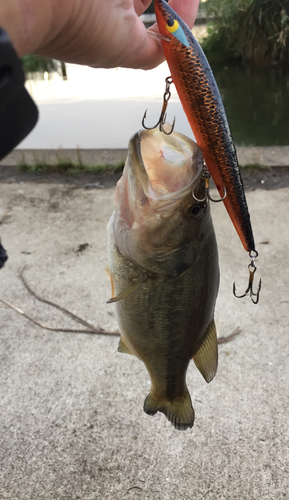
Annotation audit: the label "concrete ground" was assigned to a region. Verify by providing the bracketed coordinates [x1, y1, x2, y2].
[0, 170, 288, 499]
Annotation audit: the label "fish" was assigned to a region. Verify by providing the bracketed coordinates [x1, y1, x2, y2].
[107, 128, 219, 430]
[154, 0, 256, 255]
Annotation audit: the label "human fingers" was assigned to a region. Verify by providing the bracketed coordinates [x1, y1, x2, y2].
[124, 0, 199, 70]
[133, 0, 153, 17]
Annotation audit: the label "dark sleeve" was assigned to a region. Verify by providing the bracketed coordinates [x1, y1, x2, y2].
[0, 26, 38, 161]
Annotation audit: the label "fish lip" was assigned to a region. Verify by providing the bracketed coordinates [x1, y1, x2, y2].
[129, 130, 147, 182]
[127, 128, 204, 211]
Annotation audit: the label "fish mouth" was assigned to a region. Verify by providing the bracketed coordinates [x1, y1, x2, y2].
[112, 128, 205, 270]
[128, 128, 203, 212]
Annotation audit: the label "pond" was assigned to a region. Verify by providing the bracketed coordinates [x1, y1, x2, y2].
[211, 62, 289, 146]
[20, 59, 289, 150]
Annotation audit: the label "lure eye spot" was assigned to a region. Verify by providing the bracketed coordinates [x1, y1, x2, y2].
[165, 18, 190, 47]
[166, 19, 179, 34]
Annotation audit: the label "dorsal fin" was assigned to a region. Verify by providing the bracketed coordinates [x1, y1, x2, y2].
[193, 319, 218, 383]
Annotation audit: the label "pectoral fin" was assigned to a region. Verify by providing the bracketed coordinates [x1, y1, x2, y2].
[107, 273, 147, 303]
[118, 336, 135, 356]
[105, 265, 115, 300]
[193, 319, 218, 383]
[104, 265, 110, 279]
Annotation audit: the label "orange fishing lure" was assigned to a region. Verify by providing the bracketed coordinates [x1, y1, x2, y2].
[155, 0, 255, 254]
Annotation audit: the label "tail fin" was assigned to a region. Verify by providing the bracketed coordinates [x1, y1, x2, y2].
[143, 390, 195, 431]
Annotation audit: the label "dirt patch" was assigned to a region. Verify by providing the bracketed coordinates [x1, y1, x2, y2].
[241, 166, 289, 191]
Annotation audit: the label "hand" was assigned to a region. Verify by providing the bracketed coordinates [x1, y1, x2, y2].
[0, 0, 199, 69]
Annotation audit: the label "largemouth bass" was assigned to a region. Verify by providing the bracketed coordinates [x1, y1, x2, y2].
[107, 128, 219, 430]
[155, 0, 256, 255]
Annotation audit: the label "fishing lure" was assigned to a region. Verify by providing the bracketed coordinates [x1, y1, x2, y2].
[151, 0, 261, 303]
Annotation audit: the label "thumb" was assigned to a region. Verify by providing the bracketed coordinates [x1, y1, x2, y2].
[122, 0, 199, 70]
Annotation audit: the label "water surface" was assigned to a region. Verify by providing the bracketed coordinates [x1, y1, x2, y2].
[20, 61, 289, 149]
[212, 63, 289, 146]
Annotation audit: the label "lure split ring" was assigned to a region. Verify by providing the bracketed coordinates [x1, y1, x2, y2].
[192, 164, 227, 204]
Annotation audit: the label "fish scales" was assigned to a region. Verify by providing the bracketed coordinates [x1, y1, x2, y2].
[107, 128, 219, 430]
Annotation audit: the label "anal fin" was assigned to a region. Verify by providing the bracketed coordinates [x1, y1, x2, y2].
[193, 319, 218, 383]
[118, 336, 135, 356]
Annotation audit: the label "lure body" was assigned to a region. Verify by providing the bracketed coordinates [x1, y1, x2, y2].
[155, 0, 255, 253]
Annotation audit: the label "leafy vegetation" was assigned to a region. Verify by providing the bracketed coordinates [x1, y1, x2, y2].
[144, 1, 155, 14]
[203, 0, 289, 67]
[22, 56, 68, 80]
[21, 55, 59, 75]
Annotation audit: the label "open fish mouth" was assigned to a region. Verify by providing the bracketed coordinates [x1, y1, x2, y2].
[112, 127, 206, 268]
[126, 128, 204, 212]
[140, 128, 202, 198]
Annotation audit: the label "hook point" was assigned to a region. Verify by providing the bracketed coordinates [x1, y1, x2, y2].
[233, 257, 261, 304]
[142, 76, 174, 135]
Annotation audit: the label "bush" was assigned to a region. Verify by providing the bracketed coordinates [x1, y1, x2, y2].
[202, 0, 289, 67]
[144, 1, 155, 14]
[21, 55, 59, 75]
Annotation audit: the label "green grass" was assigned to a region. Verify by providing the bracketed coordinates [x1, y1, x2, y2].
[18, 160, 125, 176]
[240, 163, 270, 170]
[18, 160, 270, 175]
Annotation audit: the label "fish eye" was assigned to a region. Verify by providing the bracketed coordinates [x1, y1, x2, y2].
[187, 203, 206, 218]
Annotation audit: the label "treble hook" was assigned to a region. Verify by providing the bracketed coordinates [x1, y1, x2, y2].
[233, 250, 261, 304]
[192, 164, 227, 203]
[142, 76, 175, 135]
